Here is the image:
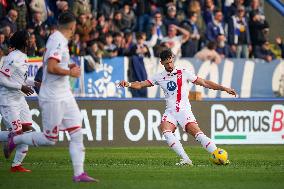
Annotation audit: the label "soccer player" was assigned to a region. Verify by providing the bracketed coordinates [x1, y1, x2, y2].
[5, 12, 97, 182]
[118, 49, 236, 165]
[0, 30, 36, 172]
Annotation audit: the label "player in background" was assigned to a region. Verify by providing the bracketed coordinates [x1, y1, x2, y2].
[118, 49, 236, 165]
[0, 30, 37, 172]
[4, 12, 98, 182]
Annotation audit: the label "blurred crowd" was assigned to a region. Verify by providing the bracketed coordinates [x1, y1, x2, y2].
[0, 0, 283, 63]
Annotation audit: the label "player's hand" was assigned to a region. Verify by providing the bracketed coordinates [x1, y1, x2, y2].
[68, 63, 77, 69]
[118, 80, 129, 88]
[225, 87, 237, 97]
[70, 66, 81, 78]
[21, 85, 34, 96]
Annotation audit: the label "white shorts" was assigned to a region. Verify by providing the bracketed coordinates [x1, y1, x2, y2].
[161, 108, 198, 131]
[39, 97, 82, 141]
[0, 99, 32, 132]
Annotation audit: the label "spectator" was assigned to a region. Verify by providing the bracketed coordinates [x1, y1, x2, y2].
[87, 40, 102, 59]
[228, 5, 251, 58]
[111, 11, 128, 33]
[248, 0, 264, 18]
[147, 12, 166, 42]
[56, 0, 69, 14]
[113, 32, 125, 56]
[124, 31, 134, 55]
[203, 0, 216, 25]
[254, 41, 276, 62]
[10, 0, 28, 30]
[275, 37, 284, 59]
[0, 25, 12, 41]
[69, 33, 81, 56]
[195, 41, 222, 64]
[26, 33, 40, 56]
[225, 0, 245, 23]
[216, 34, 233, 58]
[76, 13, 92, 43]
[205, 9, 225, 43]
[104, 33, 118, 58]
[29, 0, 53, 23]
[129, 32, 150, 97]
[135, 0, 152, 32]
[249, 10, 269, 48]
[164, 4, 179, 29]
[144, 26, 158, 57]
[188, 0, 206, 39]
[121, 3, 136, 32]
[180, 12, 201, 57]
[160, 24, 190, 58]
[99, 0, 120, 20]
[0, 9, 18, 33]
[72, 0, 92, 18]
[28, 12, 48, 33]
[0, 31, 8, 54]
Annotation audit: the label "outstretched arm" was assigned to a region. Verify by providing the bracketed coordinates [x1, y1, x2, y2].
[194, 77, 237, 97]
[118, 80, 153, 90]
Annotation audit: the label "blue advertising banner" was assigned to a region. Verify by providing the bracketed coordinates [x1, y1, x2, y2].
[83, 57, 126, 97]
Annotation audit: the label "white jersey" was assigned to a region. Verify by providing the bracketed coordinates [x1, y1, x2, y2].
[0, 50, 28, 106]
[147, 67, 198, 112]
[39, 31, 72, 101]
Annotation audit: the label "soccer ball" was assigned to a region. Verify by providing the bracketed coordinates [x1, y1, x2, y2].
[210, 148, 229, 165]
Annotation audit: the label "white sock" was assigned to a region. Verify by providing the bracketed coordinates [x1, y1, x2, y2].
[69, 129, 85, 176]
[163, 130, 190, 161]
[0, 131, 9, 141]
[195, 132, 217, 153]
[14, 132, 56, 146]
[12, 144, 28, 167]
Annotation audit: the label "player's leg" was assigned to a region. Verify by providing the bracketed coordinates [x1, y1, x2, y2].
[185, 123, 217, 154]
[5, 101, 62, 156]
[62, 98, 97, 182]
[0, 105, 31, 172]
[178, 109, 217, 154]
[160, 112, 191, 165]
[10, 101, 34, 172]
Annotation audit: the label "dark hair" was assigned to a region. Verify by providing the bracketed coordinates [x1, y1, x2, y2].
[188, 11, 197, 19]
[136, 32, 144, 40]
[58, 11, 76, 25]
[207, 41, 217, 50]
[159, 48, 173, 61]
[9, 30, 29, 49]
[213, 9, 222, 16]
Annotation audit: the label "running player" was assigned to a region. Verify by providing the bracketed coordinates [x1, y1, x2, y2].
[5, 12, 97, 182]
[0, 30, 36, 172]
[118, 49, 236, 165]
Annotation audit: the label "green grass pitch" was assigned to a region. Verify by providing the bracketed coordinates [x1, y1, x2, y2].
[0, 145, 284, 189]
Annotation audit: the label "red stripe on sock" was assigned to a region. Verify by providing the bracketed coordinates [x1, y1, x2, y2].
[205, 142, 211, 148]
[195, 132, 203, 138]
[170, 142, 176, 147]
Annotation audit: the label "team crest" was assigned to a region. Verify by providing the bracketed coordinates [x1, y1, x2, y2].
[167, 81, 177, 91]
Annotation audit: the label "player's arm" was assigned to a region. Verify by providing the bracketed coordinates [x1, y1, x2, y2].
[118, 80, 153, 90]
[0, 75, 34, 96]
[194, 77, 237, 97]
[47, 58, 81, 78]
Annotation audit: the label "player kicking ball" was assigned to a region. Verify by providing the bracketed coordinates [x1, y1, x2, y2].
[4, 12, 97, 182]
[118, 49, 236, 166]
[0, 30, 37, 172]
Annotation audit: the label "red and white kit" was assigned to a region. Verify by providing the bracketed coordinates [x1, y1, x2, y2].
[0, 50, 33, 133]
[147, 67, 198, 130]
[39, 31, 82, 140]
